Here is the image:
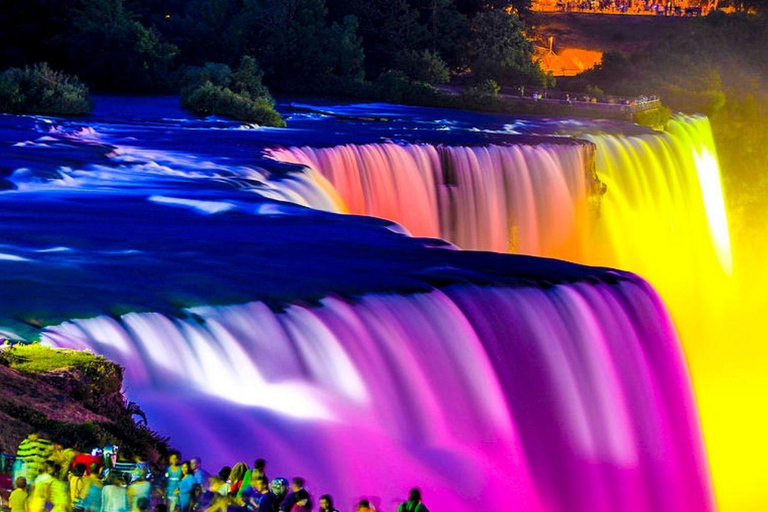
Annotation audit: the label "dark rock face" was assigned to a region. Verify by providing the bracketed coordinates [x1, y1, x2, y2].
[0, 347, 169, 465]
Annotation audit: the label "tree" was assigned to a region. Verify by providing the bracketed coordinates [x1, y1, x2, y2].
[470, 10, 542, 85]
[67, 0, 177, 92]
[236, 0, 365, 92]
[396, 49, 451, 84]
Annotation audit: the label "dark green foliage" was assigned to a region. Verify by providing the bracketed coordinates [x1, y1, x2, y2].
[396, 50, 451, 84]
[238, 0, 366, 93]
[180, 56, 285, 127]
[458, 79, 502, 109]
[0, 63, 90, 115]
[370, 71, 445, 104]
[470, 10, 546, 86]
[0, 0, 550, 95]
[67, 0, 178, 92]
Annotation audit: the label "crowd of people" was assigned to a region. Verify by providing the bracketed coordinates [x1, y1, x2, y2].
[3, 434, 429, 512]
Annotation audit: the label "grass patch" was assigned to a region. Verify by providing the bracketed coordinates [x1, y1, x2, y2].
[0, 344, 109, 375]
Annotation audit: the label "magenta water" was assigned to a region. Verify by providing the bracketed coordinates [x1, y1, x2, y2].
[0, 97, 715, 511]
[43, 279, 713, 512]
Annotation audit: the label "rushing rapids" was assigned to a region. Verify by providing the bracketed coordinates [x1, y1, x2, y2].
[0, 98, 726, 512]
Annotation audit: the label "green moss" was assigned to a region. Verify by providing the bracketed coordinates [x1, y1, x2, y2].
[0, 344, 110, 376]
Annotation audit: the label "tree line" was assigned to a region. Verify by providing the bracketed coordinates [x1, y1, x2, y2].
[0, 0, 547, 94]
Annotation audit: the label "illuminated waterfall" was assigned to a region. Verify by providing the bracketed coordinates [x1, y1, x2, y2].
[266, 141, 598, 257]
[267, 116, 730, 278]
[44, 277, 714, 512]
[267, 116, 733, 372]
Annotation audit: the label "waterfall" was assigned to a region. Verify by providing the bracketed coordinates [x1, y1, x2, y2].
[266, 116, 733, 398]
[44, 276, 714, 512]
[266, 141, 597, 257]
[266, 116, 730, 279]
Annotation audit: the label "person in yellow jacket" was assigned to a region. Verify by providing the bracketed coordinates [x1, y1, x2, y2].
[28, 462, 54, 512]
[9, 477, 29, 512]
[50, 464, 71, 512]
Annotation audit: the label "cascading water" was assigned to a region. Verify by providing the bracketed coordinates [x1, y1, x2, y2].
[266, 141, 597, 257]
[266, 115, 732, 374]
[0, 99, 725, 512]
[267, 116, 729, 278]
[44, 275, 714, 512]
[264, 114, 734, 510]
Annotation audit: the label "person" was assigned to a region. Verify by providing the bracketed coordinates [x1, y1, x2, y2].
[28, 462, 54, 512]
[238, 459, 267, 500]
[280, 478, 308, 512]
[9, 477, 29, 512]
[190, 458, 208, 488]
[289, 490, 310, 512]
[50, 444, 78, 479]
[71, 451, 103, 476]
[69, 463, 88, 512]
[15, 433, 54, 483]
[49, 465, 71, 512]
[397, 488, 428, 512]
[317, 495, 337, 512]
[227, 463, 248, 497]
[354, 500, 374, 512]
[204, 468, 231, 512]
[130, 455, 151, 484]
[100, 474, 129, 512]
[128, 470, 151, 512]
[253, 478, 288, 512]
[177, 461, 197, 512]
[165, 452, 182, 512]
[82, 464, 104, 512]
[242, 476, 272, 511]
[136, 498, 151, 512]
[268, 479, 287, 510]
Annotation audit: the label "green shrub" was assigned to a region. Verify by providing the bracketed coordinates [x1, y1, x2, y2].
[180, 56, 285, 127]
[633, 106, 673, 129]
[371, 71, 444, 105]
[0, 63, 90, 115]
[396, 50, 451, 85]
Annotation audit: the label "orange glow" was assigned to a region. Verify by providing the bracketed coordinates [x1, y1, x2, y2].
[536, 46, 603, 76]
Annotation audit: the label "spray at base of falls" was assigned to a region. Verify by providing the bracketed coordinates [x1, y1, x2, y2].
[45, 277, 714, 512]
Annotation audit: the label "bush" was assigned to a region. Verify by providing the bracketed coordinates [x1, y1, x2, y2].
[180, 56, 285, 127]
[396, 50, 451, 85]
[633, 106, 673, 129]
[0, 63, 90, 115]
[372, 71, 445, 104]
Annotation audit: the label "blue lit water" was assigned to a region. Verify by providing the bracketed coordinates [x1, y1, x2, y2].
[0, 96, 638, 337]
